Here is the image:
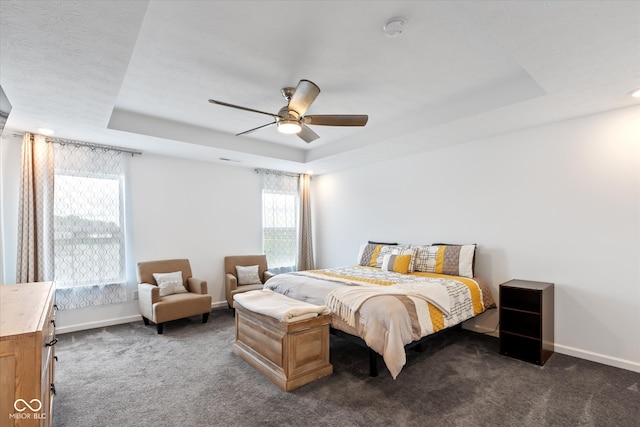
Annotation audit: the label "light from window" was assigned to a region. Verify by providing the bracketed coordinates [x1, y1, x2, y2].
[262, 190, 298, 272]
[53, 173, 124, 288]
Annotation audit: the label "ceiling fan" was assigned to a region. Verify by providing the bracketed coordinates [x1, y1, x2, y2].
[208, 79, 368, 143]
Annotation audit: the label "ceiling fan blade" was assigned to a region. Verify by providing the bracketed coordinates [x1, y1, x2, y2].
[297, 124, 320, 143]
[236, 121, 276, 136]
[303, 115, 369, 126]
[208, 99, 281, 118]
[288, 80, 320, 117]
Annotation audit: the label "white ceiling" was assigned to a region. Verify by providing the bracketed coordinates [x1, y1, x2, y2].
[1, 1, 639, 175]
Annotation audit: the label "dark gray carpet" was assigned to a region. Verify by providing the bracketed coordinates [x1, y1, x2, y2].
[52, 309, 639, 427]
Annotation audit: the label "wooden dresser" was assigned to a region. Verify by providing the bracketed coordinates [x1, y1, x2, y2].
[0, 282, 56, 427]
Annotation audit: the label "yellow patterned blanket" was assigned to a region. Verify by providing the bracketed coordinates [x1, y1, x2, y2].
[263, 266, 495, 379]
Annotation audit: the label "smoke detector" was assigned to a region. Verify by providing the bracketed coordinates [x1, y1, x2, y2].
[383, 17, 406, 38]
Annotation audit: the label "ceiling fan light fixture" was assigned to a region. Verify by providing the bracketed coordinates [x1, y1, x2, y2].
[277, 120, 302, 134]
[209, 79, 367, 143]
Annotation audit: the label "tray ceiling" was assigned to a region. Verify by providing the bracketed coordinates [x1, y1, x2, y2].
[1, 1, 638, 174]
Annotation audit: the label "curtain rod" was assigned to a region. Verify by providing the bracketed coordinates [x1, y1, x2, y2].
[255, 168, 301, 177]
[13, 132, 142, 156]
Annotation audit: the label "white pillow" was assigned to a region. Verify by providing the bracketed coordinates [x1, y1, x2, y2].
[153, 271, 188, 297]
[236, 265, 262, 285]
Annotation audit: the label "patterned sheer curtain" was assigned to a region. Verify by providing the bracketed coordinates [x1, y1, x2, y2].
[52, 143, 127, 309]
[260, 170, 315, 273]
[16, 133, 55, 282]
[261, 171, 300, 274]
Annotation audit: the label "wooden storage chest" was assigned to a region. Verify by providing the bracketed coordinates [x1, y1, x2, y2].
[233, 303, 333, 391]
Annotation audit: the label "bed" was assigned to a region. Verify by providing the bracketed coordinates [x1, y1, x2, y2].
[263, 243, 496, 379]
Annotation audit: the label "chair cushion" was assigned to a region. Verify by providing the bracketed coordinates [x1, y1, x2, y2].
[153, 271, 188, 296]
[236, 265, 262, 285]
[153, 293, 212, 323]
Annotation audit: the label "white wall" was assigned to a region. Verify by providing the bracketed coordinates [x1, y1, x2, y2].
[1, 138, 263, 332]
[313, 106, 640, 373]
[2, 106, 638, 372]
[127, 153, 263, 304]
[0, 135, 21, 286]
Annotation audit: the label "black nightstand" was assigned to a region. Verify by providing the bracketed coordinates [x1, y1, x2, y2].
[499, 279, 554, 365]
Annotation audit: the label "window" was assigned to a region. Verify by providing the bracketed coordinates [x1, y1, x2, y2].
[52, 144, 127, 309]
[261, 172, 299, 274]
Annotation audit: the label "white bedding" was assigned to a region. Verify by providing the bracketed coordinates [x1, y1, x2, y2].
[264, 266, 493, 379]
[233, 289, 330, 323]
[325, 281, 451, 328]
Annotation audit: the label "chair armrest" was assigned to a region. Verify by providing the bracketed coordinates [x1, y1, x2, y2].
[186, 277, 208, 294]
[138, 283, 159, 305]
[225, 273, 238, 291]
[264, 270, 276, 283]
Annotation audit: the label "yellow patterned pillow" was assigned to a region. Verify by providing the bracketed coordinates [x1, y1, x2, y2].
[426, 244, 476, 278]
[358, 244, 383, 266]
[395, 247, 417, 272]
[381, 254, 412, 274]
[369, 245, 385, 267]
[372, 245, 410, 268]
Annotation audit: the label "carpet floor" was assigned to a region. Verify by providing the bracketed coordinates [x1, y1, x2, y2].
[51, 309, 639, 427]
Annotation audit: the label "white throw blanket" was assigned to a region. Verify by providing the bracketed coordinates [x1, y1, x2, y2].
[326, 282, 451, 328]
[233, 289, 330, 323]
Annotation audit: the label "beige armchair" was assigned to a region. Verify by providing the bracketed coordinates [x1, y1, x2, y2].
[137, 259, 212, 334]
[224, 255, 275, 309]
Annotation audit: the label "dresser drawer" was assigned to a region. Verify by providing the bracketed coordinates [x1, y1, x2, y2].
[41, 297, 56, 391]
[1, 282, 55, 427]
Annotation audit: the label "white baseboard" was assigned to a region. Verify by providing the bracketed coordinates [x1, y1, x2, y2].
[554, 343, 640, 374]
[57, 300, 229, 334]
[212, 300, 228, 309]
[463, 324, 640, 374]
[56, 314, 142, 334]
